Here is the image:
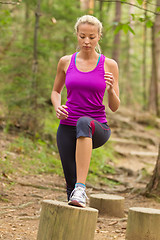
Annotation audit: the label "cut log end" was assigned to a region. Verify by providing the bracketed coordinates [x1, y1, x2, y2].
[89, 194, 125, 218]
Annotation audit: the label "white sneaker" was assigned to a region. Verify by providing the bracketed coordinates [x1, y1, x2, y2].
[68, 186, 87, 208]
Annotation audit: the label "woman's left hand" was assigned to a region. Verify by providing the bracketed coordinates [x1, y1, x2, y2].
[104, 72, 114, 92]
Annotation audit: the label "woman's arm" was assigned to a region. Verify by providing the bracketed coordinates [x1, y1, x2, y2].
[104, 58, 120, 112]
[51, 56, 69, 120]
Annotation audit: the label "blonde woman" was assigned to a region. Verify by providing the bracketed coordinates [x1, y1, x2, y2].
[51, 15, 120, 207]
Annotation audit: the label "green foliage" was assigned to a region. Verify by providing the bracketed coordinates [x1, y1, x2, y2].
[1, 134, 63, 175]
[0, 9, 12, 27]
[0, 131, 117, 186]
[114, 22, 135, 35]
[0, 0, 82, 134]
[136, 0, 143, 5]
[0, 0, 157, 132]
[146, 19, 153, 28]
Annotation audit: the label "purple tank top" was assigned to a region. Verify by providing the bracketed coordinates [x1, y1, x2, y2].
[60, 52, 107, 126]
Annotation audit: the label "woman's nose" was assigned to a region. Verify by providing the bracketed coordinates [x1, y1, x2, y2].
[84, 37, 89, 44]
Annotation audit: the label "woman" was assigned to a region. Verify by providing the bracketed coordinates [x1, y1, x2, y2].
[51, 15, 120, 207]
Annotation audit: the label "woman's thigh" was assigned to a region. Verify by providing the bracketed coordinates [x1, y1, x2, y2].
[76, 116, 111, 149]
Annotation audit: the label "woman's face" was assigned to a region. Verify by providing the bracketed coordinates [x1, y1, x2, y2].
[77, 23, 100, 52]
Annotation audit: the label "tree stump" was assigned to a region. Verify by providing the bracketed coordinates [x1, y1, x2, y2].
[145, 144, 160, 196]
[126, 207, 160, 240]
[37, 200, 98, 240]
[89, 194, 125, 217]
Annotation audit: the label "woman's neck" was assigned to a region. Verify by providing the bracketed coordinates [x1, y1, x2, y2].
[78, 50, 99, 60]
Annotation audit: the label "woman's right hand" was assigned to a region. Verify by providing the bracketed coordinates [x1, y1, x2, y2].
[56, 105, 68, 120]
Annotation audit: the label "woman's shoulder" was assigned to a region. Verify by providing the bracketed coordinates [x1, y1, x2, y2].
[104, 56, 118, 67]
[58, 54, 72, 66]
[103, 56, 118, 71]
[60, 54, 72, 62]
[59, 55, 73, 72]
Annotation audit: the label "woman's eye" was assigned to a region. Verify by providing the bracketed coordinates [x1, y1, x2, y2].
[90, 37, 95, 40]
[80, 36, 85, 39]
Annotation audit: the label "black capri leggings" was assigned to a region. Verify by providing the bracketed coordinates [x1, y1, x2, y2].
[56, 116, 111, 200]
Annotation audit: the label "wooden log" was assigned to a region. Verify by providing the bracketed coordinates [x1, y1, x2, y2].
[126, 207, 160, 240]
[37, 200, 98, 240]
[89, 194, 124, 217]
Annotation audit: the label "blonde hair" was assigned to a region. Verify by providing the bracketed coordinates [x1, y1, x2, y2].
[74, 15, 103, 53]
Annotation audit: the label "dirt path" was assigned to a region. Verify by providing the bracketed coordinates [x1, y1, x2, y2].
[0, 107, 160, 240]
[1, 174, 160, 240]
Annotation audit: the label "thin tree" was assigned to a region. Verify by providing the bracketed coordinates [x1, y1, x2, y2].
[142, 0, 147, 109]
[112, 0, 121, 64]
[99, 0, 103, 22]
[124, 0, 134, 105]
[32, 0, 41, 110]
[27, 0, 41, 134]
[80, 0, 94, 13]
[148, 0, 160, 116]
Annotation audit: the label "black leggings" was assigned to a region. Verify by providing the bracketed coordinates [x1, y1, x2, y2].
[56, 116, 111, 200]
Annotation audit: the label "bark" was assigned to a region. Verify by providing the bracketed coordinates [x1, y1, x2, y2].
[145, 144, 160, 195]
[124, 0, 134, 105]
[148, 0, 160, 116]
[32, 0, 41, 109]
[142, 1, 147, 109]
[112, 0, 121, 64]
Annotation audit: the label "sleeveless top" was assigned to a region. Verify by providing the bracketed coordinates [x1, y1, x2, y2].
[60, 52, 107, 126]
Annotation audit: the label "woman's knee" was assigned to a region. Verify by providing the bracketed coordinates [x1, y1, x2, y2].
[76, 117, 93, 139]
[76, 116, 90, 128]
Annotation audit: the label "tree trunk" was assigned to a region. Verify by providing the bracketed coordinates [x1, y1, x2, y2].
[148, 0, 160, 116]
[89, 0, 94, 14]
[99, 0, 103, 22]
[80, 0, 88, 10]
[142, 1, 147, 109]
[145, 144, 160, 195]
[28, 0, 41, 134]
[23, 2, 30, 43]
[80, 0, 94, 13]
[32, 0, 41, 110]
[112, 0, 121, 64]
[124, 0, 134, 105]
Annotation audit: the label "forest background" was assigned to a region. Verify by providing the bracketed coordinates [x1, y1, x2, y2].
[0, 0, 160, 182]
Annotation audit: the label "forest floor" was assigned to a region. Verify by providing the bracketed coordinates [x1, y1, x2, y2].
[0, 106, 160, 240]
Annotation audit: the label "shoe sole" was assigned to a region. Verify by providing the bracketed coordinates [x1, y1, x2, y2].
[68, 200, 85, 208]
